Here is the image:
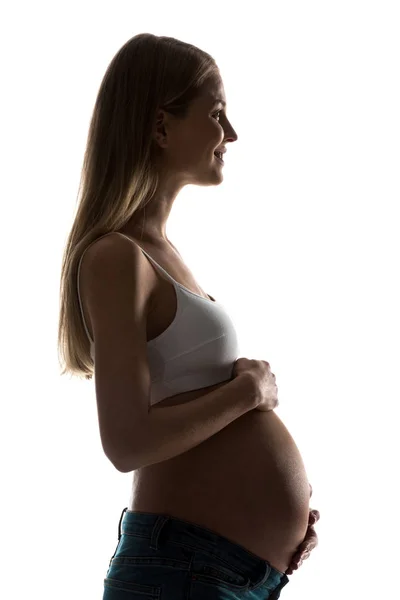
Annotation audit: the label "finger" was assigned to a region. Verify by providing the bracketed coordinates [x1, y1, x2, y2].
[290, 559, 303, 571]
[312, 509, 320, 521]
[286, 563, 298, 575]
[305, 528, 318, 546]
[292, 551, 304, 564]
[308, 511, 320, 525]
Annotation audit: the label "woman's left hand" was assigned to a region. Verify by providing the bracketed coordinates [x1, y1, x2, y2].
[285, 484, 320, 575]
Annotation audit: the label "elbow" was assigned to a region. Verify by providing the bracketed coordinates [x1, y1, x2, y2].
[102, 432, 144, 473]
[102, 446, 134, 473]
[115, 461, 133, 473]
[111, 450, 138, 473]
[112, 459, 129, 473]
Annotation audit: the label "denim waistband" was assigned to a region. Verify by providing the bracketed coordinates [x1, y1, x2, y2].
[111, 507, 289, 593]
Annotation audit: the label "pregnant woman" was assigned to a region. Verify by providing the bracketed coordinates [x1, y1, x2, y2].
[59, 33, 319, 599]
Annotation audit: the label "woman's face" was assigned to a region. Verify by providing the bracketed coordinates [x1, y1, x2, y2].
[155, 78, 238, 186]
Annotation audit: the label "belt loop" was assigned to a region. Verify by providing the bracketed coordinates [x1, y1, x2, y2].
[149, 515, 170, 551]
[108, 507, 128, 569]
[118, 507, 128, 540]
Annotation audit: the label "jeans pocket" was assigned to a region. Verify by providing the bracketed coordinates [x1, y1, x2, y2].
[190, 552, 250, 594]
[103, 573, 161, 599]
[103, 552, 191, 599]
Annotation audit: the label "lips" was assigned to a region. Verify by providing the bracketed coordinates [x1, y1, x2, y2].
[214, 152, 224, 166]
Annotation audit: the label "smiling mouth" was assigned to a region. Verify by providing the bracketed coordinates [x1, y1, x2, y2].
[214, 151, 224, 165]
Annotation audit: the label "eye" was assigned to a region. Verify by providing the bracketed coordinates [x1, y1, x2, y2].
[213, 110, 222, 122]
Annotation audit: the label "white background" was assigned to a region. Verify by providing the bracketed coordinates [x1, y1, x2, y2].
[1, 1, 399, 598]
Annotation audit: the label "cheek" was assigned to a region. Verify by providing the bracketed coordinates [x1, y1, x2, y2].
[203, 117, 223, 139]
[180, 123, 221, 160]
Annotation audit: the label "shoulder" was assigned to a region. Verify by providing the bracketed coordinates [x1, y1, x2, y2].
[80, 232, 151, 278]
[79, 232, 156, 316]
[82, 231, 138, 260]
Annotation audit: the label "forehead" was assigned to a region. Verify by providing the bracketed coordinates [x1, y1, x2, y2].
[198, 87, 227, 109]
[197, 73, 226, 101]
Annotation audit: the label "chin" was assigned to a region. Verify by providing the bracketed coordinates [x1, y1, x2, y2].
[204, 173, 223, 187]
[210, 163, 224, 182]
[191, 162, 224, 186]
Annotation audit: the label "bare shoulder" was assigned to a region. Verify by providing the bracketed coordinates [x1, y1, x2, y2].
[82, 231, 139, 262]
[81, 231, 151, 281]
[78, 232, 155, 337]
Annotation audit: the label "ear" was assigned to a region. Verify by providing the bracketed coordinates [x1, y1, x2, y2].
[153, 109, 170, 149]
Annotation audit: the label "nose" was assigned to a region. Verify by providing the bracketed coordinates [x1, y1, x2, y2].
[224, 120, 238, 143]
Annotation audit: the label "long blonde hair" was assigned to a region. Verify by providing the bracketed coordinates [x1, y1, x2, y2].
[57, 33, 218, 380]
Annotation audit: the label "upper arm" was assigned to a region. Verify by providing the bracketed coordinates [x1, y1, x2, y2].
[79, 234, 153, 471]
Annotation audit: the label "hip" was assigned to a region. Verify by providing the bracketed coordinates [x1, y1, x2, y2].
[103, 509, 290, 599]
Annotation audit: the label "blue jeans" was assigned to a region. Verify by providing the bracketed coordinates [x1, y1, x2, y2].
[103, 508, 290, 599]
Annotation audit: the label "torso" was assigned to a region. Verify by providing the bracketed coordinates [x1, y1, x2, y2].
[85, 230, 311, 574]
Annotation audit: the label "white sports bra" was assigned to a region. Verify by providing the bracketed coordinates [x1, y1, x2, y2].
[77, 232, 240, 405]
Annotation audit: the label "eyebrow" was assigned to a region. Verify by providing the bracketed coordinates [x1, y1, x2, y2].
[213, 98, 227, 108]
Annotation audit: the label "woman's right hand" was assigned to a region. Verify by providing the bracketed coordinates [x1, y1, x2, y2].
[232, 357, 279, 412]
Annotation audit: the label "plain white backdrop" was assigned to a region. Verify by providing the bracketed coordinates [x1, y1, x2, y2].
[1, 1, 399, 598]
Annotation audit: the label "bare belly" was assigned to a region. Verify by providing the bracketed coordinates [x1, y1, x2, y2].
[128, 382, 310, 574]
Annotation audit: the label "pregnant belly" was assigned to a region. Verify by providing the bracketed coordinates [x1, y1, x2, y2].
[131, 408, 311, 574]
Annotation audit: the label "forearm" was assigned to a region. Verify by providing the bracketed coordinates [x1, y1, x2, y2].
[118, 373, 258, 472]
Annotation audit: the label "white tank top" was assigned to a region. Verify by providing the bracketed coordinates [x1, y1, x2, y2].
[77, 232, 241, 405]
